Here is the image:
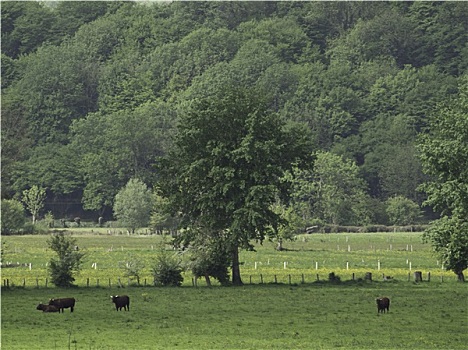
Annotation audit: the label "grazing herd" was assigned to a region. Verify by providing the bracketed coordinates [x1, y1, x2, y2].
[37, 294, 390, 315]
[36, 295, 130, 313]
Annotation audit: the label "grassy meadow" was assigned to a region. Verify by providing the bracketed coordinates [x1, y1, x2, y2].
[1, 231, 467, 349]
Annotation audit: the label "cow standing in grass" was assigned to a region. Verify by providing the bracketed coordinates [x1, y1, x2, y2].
[49, 298, 75, 313]
[37, 303, 60, 313]
[376, 297, 390, 314]
[111, 295, 130, 311]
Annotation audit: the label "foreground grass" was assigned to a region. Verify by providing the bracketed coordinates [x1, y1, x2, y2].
[2, 281, 467, 349]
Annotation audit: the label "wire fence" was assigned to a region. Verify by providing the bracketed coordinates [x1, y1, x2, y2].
[2, 270, 457, 290]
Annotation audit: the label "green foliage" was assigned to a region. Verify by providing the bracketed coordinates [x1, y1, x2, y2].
[418, 76, 468, 281]
[386, 196, 422, 226]
[1, 199, 25, 234]
[151, 249, 184, 287]
[423, 217, 468, 281]
[188, 230, 231, 286]
[159, 81, 314, 284]
[310, 152, 372, 226]
[21, 185, 46, 224]
[43, 211, 54, 228]
[149, 190, 178, 233]
[119, 253, 145, 284]
[113, 178, 152, 233]
[3, 1, 467, 230]
[47, 233, 85, 287]
[71, 101, 174, 210]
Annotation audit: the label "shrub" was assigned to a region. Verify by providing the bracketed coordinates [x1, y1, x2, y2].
[328, 272, 341, 283]
[119, 254, 145, 284]
[21, 221, 49, 235]
[189, 233, 231, 286]
[151, 249, 183, 287]
[1, 199, 25, 234]
[47, 233, 85, 287]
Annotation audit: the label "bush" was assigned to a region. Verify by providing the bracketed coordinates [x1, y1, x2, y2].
[47, 233, 85, 287]
[328, 272, 341, 283]
[1, 199, 25, 234]
[151, 249, 183, 287]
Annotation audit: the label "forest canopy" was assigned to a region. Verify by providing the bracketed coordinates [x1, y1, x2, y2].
[2, 1, 467, 228]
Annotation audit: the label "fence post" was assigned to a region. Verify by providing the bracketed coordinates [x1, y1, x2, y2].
[87, 278, 89, 287]
[97, 279, 100, 287]
[288, 274, 291, 285]
[109, 278, 111, 288]
[260, 274, 263, 284]
[23, 278, 26, 287]
[45, 278, 48, 288]
[301, 274, 305, 284]
[414, 271, 422, 282]
[36, 278, 39, 288]
[427, 272, 431, 282]
[316, 274, 319, 281]
[274, 275, 277, 284]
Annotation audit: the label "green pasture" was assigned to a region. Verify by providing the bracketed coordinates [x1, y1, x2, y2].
[2, 281, 467, 349]
[1, 231, 459, 287]
[1, 231, 467, 349]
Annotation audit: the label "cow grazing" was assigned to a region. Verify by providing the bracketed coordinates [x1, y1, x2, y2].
[111, 295, 130, 311]
[376, 297, 390, 314]
[48, 297, 75, 313]
[37, 303, 59, 313]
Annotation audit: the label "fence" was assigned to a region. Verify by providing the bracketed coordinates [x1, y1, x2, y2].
[2, 271, 454, 289]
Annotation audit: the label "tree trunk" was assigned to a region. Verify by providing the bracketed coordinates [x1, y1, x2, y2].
[204, 273, 211, 287]
[456, 271, 465, 282]
[231, 246, 243, 286]
[276, 238, 283, 251]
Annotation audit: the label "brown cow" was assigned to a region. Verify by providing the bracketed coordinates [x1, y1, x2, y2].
[376, 297, 390, 314]
[37, 303, 60, 313]
[49, 298, 75, 313]
[111, 295, 130, 311]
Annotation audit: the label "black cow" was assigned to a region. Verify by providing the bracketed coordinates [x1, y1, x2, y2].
[111, 295, 130, 311]
[49, 298, 75, 313]
[376, 297, 390, 314]
[37, 303, 60, 312]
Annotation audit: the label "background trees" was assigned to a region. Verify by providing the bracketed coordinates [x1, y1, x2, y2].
[1, 1, 466, 233]
[113, 178, 152, 234]
[21, 186, 46, 224]
[0, 199, 25, 235]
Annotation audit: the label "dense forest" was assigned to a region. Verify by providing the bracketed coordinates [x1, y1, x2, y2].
[2, 1, 468, 229]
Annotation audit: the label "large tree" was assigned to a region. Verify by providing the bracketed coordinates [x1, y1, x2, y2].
[158, 85, 314, 285]
[418, 76, 468, 281]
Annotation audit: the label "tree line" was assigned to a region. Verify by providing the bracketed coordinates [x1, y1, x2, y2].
[1, 1, 467, 282]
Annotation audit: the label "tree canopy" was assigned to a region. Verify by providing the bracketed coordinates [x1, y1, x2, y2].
[158, 83, 314, 284]
[1, 1, 466, 231]
[418, 77, 468, 281]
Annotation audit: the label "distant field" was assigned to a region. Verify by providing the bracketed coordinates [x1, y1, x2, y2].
[1, 231, 459, 287]
[2, 231, 467, 349]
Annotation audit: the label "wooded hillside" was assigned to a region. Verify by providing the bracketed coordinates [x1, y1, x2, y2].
[2, 1, 467, 226]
